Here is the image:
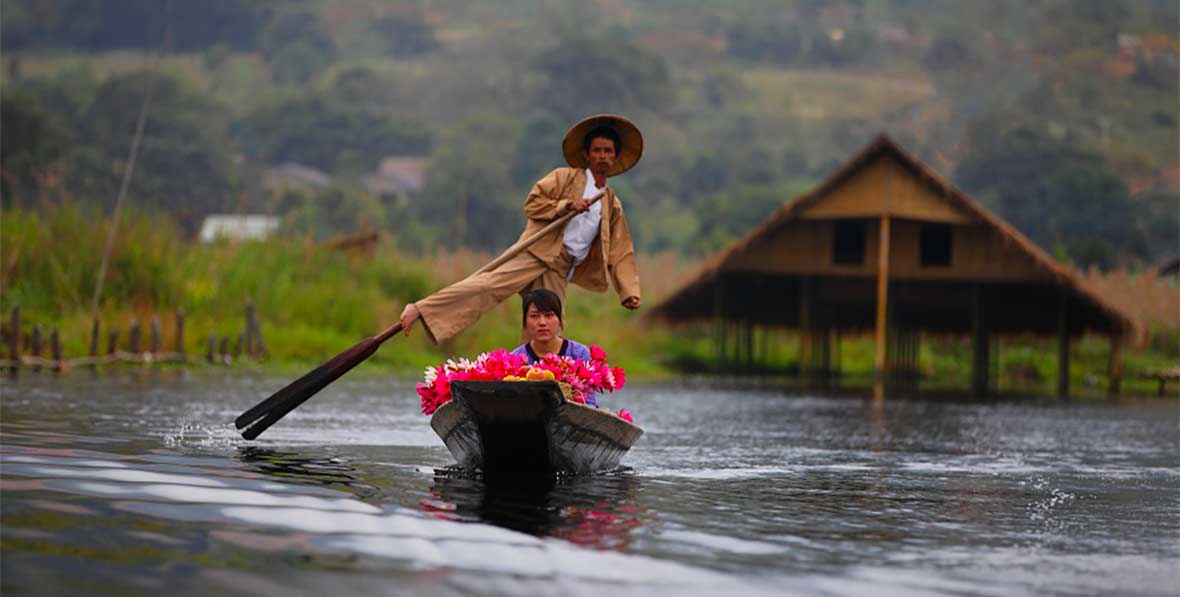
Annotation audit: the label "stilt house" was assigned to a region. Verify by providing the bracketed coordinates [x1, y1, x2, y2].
[649, 135, 1140, 396]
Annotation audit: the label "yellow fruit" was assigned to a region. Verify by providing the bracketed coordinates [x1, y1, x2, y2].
[525, 367, 556, 381]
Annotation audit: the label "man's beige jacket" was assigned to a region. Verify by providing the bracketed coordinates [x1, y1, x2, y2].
[517, 167, 640, 304]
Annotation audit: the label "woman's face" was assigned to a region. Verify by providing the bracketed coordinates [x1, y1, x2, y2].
[525, 303, 561, 342]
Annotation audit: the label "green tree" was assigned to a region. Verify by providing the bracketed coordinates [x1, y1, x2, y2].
[0, 87, 71, 205]
[689, 182, 805, 255]
[68, 71, 237, 234]
[370, 15, 438, 57]
[259, 11, 334, 85]
[681, 155, 729, 202]
[511, 111, 565, 188]
[418, 116, 519, 251]
[280, 184, 386, 240]
[726, 21, 804, 65]
[238, 93, 430, 173]
[1130, 189, 1180, 262]
[1, 0, 269, 51]
[533, 36, 670, 122]
[954, 125, 1142, 268]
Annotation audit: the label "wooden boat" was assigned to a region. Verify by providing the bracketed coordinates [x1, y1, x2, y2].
[429, 380, 642, 475]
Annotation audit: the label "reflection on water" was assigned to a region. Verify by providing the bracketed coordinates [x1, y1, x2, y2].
[427, 469, 650, 550]
[1, 373, 1178, 596]
[236, 446, 384, 497]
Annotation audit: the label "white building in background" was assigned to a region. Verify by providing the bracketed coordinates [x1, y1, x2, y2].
[198, 215, 280, 243]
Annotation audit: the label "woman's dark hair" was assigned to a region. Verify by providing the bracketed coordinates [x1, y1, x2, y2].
[582, 126, 620, 154]
[522, 288, 563, 326]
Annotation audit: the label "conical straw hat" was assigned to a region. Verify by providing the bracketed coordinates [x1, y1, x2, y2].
[562, 114, 644, 177]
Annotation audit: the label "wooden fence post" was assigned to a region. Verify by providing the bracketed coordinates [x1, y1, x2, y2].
[206, 334, 216, 363]
[30, 324, 42, 372]
[244, 299, 255, 358]
[108, 328, 120, 355]
[247, 299, 266, 359]
[219, 336, 229, 365]
[150, 316, 161, 354]
[129, 319, 141, 354]
[51, 328, 62, 372]
[9, 305, 19, 371]
[89, 318, 100, 362]
[175, 309, 185, 356]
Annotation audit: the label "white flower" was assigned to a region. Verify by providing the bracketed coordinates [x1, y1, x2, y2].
[423, 366, 438, 385]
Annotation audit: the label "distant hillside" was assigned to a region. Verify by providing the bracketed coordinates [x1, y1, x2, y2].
[2, 0, 1177, 266]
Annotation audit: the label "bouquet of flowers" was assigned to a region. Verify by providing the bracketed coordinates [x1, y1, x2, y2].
[416, 345, 629, 421]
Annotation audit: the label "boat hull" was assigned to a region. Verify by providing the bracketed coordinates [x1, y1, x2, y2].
[429, 381, 642, 475]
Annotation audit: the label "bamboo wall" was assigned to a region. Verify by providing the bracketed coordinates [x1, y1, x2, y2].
[725, 218, 1044, 282]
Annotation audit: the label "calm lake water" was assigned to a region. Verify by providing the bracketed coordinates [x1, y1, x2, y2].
[1, 371, 1177, 596]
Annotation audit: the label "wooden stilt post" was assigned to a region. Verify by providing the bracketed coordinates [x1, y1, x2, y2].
[799, 276, 812, 380]
[712, 284, 722, 373]
[744, 320, 753, 373]
[175, 309, 185, 356]
[760, 324, 769, 371]
[107, 328, 119, 355]
[712, 279, 722, 368]
[914, 330, 922, 391]
[818, 327, 831, 385]
[1057, 289, 1069, 398]
[992, 335, 1001, 395]
[972, 284, 990, 398]
[1108, 335, 1123, 396]
[874, 215, 892, 400]
[834, 329, 842, 383]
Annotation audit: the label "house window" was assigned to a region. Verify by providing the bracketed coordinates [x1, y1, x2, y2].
[920, 223, 952, 267]
[832, 220, 866, 265]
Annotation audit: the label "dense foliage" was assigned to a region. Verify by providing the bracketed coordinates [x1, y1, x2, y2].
[1, 0, 1176, 269]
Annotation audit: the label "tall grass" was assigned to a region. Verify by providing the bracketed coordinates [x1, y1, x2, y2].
[2, 204, 186, 317]
[0, 206, 691, 375]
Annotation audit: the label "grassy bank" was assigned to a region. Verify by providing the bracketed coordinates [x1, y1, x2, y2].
[2, 206, 1176, 396]
[0, 205, 692, 375]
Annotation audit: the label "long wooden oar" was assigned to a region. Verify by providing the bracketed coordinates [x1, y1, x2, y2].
[235, 188, 608, 440]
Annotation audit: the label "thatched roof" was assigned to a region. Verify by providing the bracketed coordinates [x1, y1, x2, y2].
[649, 134, 1140, 341]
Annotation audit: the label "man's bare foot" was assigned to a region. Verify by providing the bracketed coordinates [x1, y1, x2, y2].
[399, 303, 420, 335]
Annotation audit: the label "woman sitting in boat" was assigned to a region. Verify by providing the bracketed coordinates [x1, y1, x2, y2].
[512, 288, 592, 365]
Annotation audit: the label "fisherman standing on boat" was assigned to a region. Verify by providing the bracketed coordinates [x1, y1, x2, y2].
[398, 114, 643, 343]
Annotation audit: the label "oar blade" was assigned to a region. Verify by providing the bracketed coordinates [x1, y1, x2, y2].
[235, 336, 381, 438]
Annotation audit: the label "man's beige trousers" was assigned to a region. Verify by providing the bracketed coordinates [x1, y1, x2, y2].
[416, 249, 573, 344]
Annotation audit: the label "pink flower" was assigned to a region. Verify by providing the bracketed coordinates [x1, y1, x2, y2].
[417, 348, 628, 416]
[610, 366, 626, 391]
[615, 409, 633, 423]
[589, 345, 607, 362]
